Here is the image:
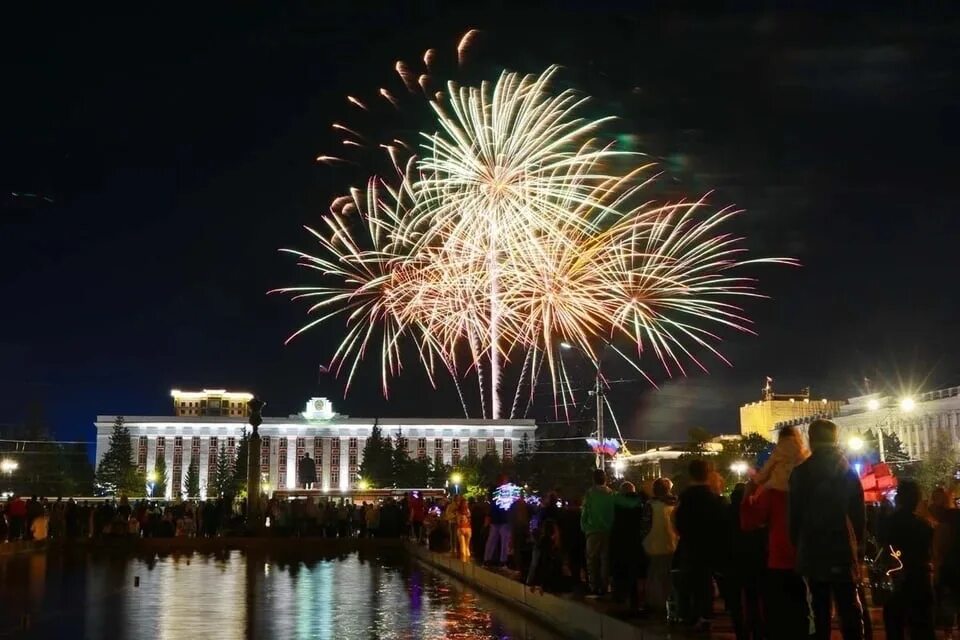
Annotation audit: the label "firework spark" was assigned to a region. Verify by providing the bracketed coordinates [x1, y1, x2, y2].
[276, 61, 796, 420]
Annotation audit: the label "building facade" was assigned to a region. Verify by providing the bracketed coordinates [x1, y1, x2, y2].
[772, 385, 960, 462]
[95, 391, 537, 498]
[740, 382, 843, 438]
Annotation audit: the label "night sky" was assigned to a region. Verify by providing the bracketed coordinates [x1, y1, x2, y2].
[2, 3, 959, 444]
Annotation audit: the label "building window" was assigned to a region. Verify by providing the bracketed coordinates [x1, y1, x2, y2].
[417, 438, 427, 460]
[502, 438, 513, 460]
[137, 437, 148, 473]
[468, 438, 478, 459]
[172, 436, 184, 491]
[278, 438, 288, 482]
[208, 436, 218, 471]
[330, 438, 340, 470]
[260, 436, 270, 474]
[348, 437, 358, 452]
[434, 439, 444, 465]
[331, 467, 340, 487]
[486, 438, 496, 455]
[451, 439, 460, 466]
[156, 437, 166, 464]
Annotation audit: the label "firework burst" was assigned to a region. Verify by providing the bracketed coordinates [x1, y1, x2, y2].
[274, 43, 797, 420]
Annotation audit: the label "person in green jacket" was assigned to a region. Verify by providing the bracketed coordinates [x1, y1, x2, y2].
[581, 468, 616, 596]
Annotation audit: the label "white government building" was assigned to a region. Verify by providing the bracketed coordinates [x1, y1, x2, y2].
[773, 384, 960, 462]
[94, 389, 537, 498]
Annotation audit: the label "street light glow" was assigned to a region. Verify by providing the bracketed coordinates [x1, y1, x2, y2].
[867, 398, 880, 411]
[0, 459, 18, 474]
[848, 436, 865, 452]
[450, 472, 463, 485]
[146, 471, 158, 483]
[729, 461, 749, 476]
[899, 397, 916, 413]
[357, 479, 370, 491]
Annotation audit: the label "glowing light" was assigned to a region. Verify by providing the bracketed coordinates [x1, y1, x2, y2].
[0, 460, 18, 474]
[357, 478, 370, 491]
[276, 61, 795, 419]
[170, 389, 253, 400]
[729, 461, 749, 476]
[492, 483, 521, 510]
[586, 438, 620, 457]
[848, 436, 865, 452]
[867, 398, 880, 411]
[899, 397, 916, 413]
[146, 471, 158, 483]
[449, 472, 463, 485]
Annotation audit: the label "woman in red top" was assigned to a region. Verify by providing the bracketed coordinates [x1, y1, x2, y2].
[741, 476, 809, 638]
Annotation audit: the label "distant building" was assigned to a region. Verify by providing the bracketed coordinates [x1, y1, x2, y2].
[740, 378, 843, 438]
[773, 385, 960, 462]
[171, 389, 252, 418]
[95, 390, 536, 498]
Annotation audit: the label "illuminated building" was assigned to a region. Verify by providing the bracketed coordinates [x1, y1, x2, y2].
[740, 379, 843, 438]
[773, 385, 960, 462]
[95, 390, 535, 498]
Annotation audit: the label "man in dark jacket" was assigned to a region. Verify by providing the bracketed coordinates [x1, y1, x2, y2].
[611, 481, 646, 611]
[789, 419, 866, 640]
[675, 459, 728, 631]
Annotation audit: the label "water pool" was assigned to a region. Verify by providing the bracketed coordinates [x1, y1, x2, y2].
[0, 548, 561, 639]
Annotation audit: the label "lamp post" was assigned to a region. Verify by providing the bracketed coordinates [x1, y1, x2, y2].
[0, 459, 18, 476]
[865, 396, 915, 462]
[247, 398, 265, 531]
[561, 341, 609, 469]
[450, 472, 463, 495]
[729, 460, 748, 480]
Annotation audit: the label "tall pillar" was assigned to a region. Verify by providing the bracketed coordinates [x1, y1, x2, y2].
[246, 399, 264, 532]
[199, 437, 211, 497]
[286, 436, 297, 490]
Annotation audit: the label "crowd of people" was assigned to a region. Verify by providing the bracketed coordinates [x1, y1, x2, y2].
[0, 495, 248, 540]
[4, 417, 959, 638]
[409, 419, 960, 640]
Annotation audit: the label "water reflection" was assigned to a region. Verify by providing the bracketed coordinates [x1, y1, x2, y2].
[0, 549, 559, 639]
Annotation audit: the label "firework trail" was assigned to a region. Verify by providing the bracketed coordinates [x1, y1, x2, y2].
[275, 36, 797, 420]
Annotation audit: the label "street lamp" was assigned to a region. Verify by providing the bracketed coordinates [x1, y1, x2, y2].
[450, 472, 463, 495]
[867, 398, 880, 411]
[899, 397, 916, 413]
[729, 460, 749, 479]
[147, 470, 158, 483]
[559, 340, 609, 469]
[612, 458, 625, 479]
[847, 436, 865, 453]
[0, 459, 18, 475]
[357, 478, 370, 491]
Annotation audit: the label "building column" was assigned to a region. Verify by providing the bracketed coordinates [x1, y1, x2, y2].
[199, 437, 210, 498]
[286, 436, 297, 490]
[321, 437, 332, 491]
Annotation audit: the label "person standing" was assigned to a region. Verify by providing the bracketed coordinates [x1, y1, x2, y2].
[456, 496, 472, 562]
[6, 495, 27, 541]
[581, 469, 616, 597]
[740, 425, 810, 640]
[674, 459, 728, 632]
[726, 484, 766, 640]
[881, 479, 936, 640]
[789, 419, 866, 640]
[611, 481, 646, 612]
[484, 476, 516, 567]
[642, 477, 678, 612]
